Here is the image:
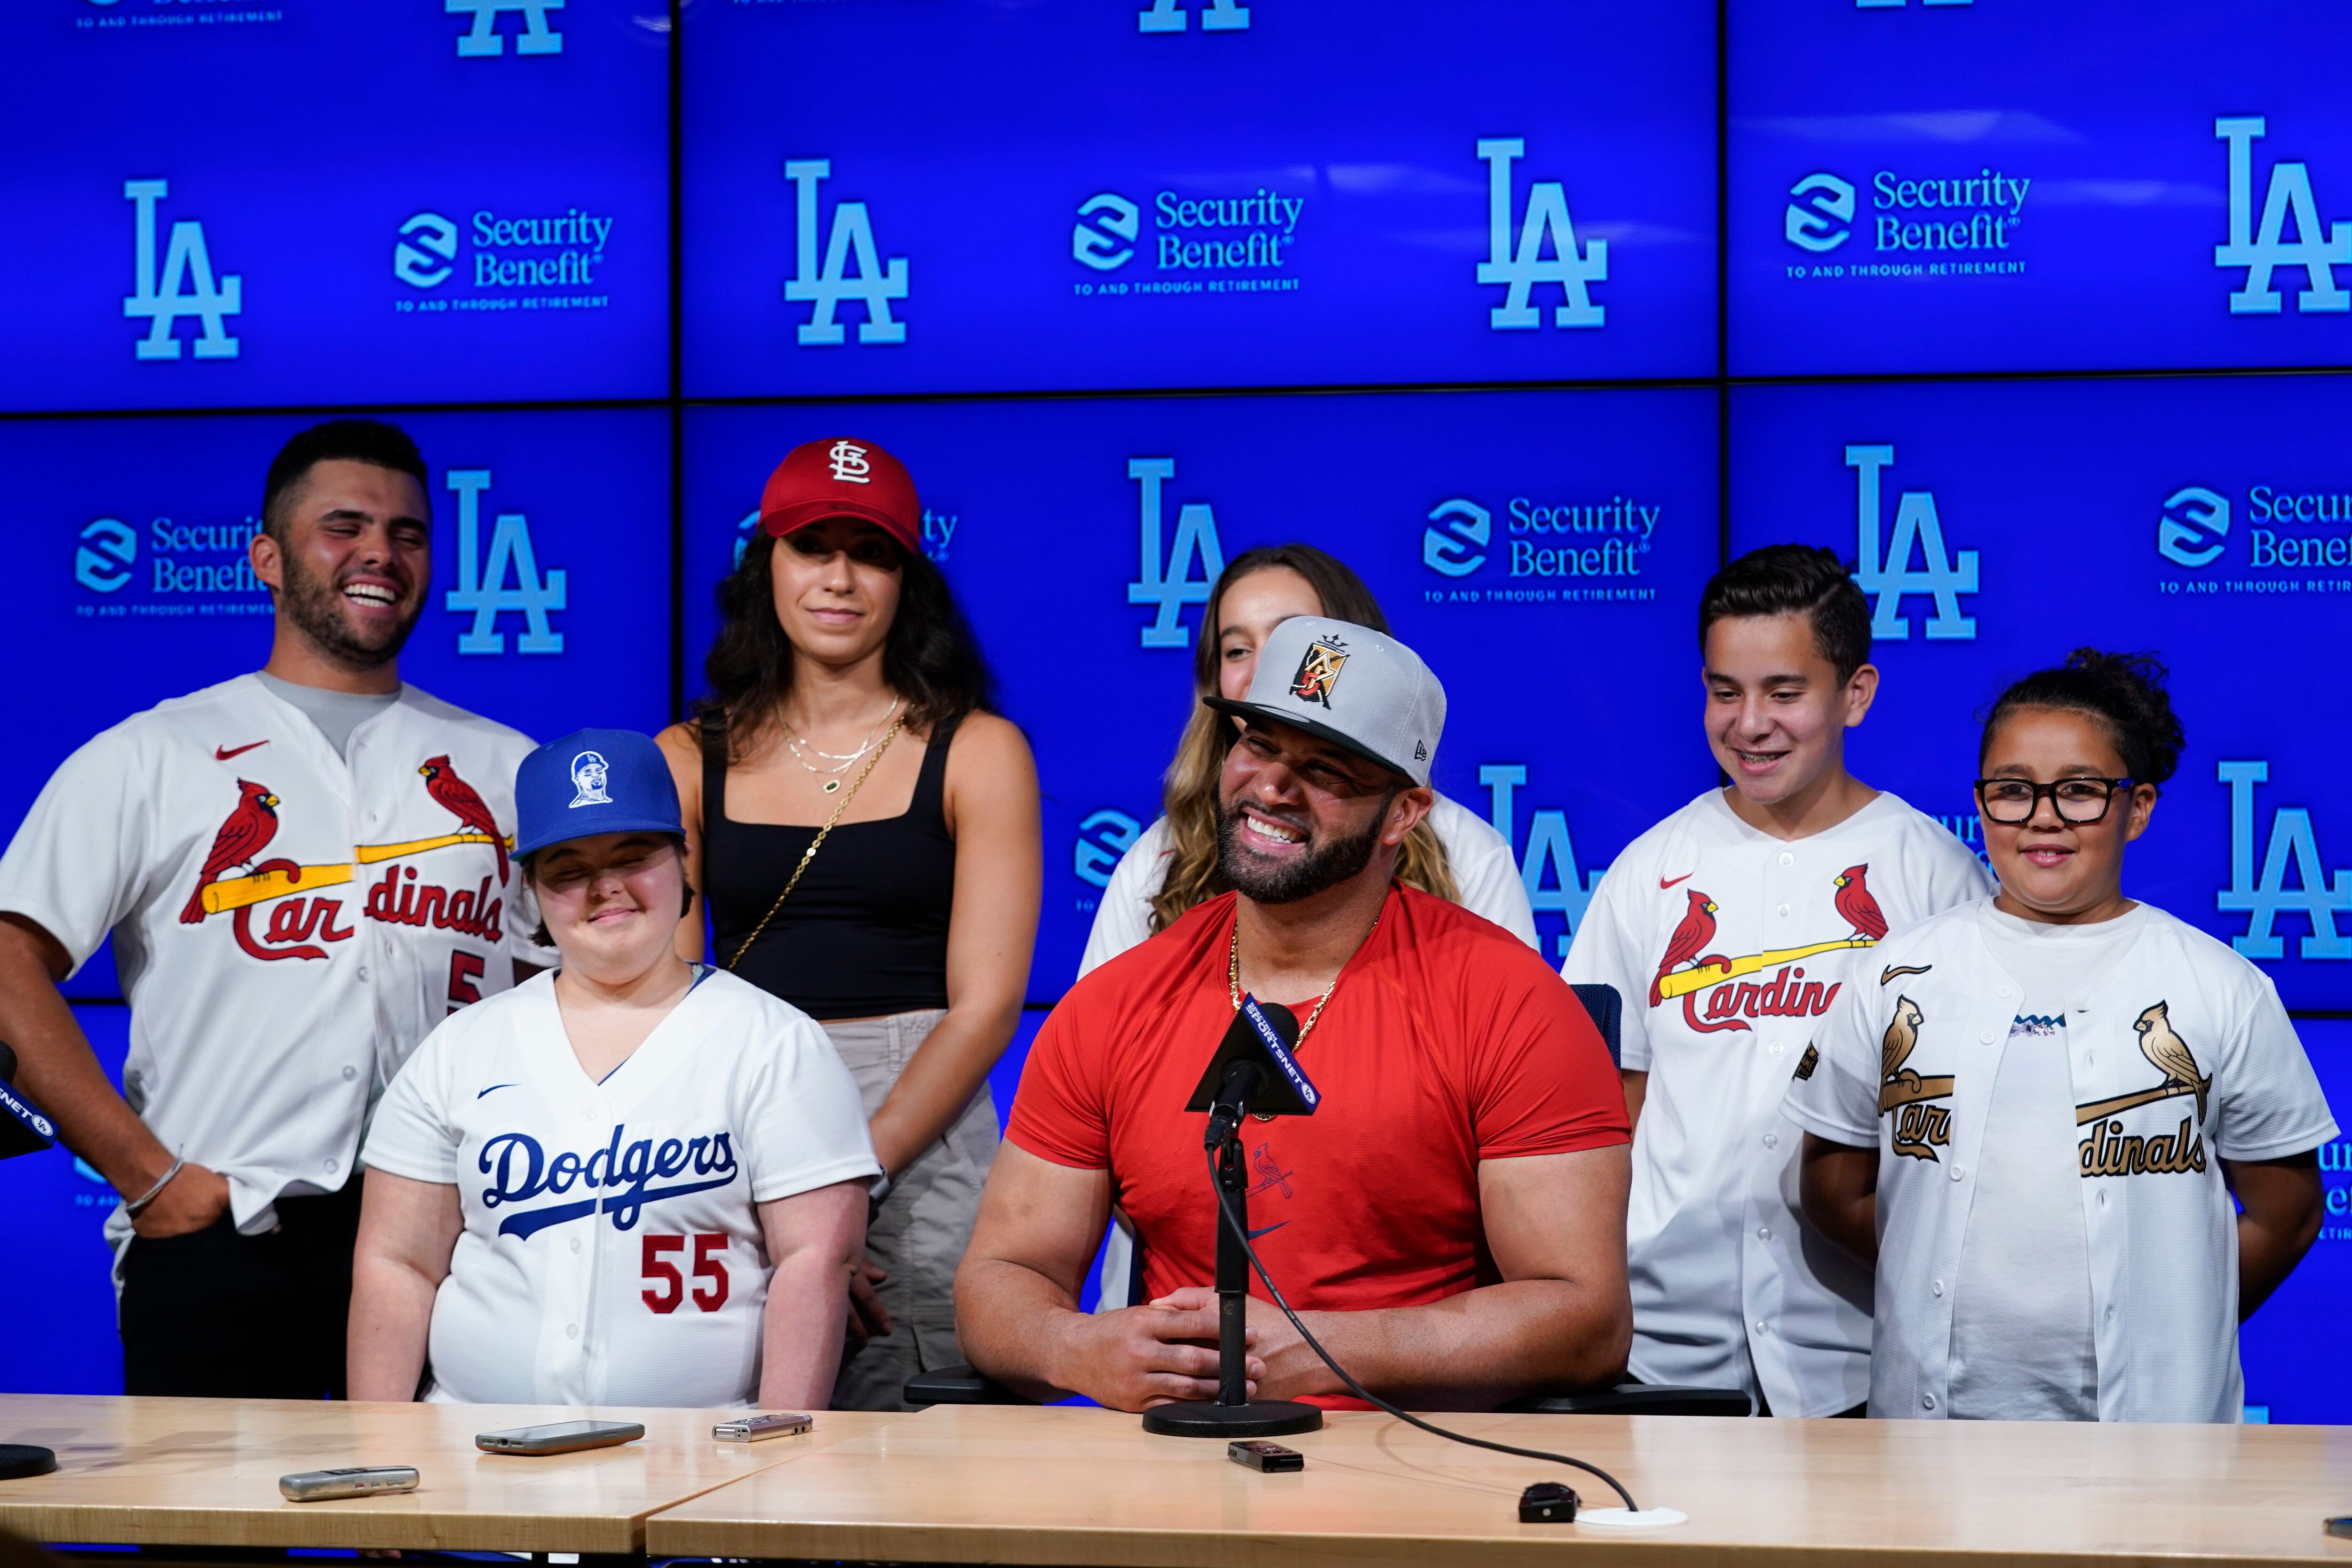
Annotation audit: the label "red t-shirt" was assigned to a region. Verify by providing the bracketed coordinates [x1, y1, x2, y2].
[1009, 885, 1629, 1321]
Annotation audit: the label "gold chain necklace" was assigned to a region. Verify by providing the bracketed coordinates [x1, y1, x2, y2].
[1226, 910, 1381, 1053]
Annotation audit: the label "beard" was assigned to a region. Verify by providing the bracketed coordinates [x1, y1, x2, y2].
[1214, 791, 1394, 906]
[277, 546, 420, 671]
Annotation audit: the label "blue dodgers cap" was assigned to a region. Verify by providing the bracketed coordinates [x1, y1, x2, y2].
[515, 729, 683, 860]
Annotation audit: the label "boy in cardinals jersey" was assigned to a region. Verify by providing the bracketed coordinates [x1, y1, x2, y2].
[1562, 545, 1991, 1417]
[1788, 652, 2330, 1422]
[0, 421, 545, 1399]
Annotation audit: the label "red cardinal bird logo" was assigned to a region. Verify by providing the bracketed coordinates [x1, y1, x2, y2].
[1651, 888, 1726, 1006]
[1833, 864, 1888, 943]
[180, 780, 282, 924]
[418, 755, 509, 885]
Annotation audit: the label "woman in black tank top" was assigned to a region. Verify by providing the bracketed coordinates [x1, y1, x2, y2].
[658, 438, 1041, 1412]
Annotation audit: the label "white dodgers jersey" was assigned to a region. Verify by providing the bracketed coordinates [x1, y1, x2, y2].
[1563, 788, 1992, 1416]
[363, 967, 879, 1408]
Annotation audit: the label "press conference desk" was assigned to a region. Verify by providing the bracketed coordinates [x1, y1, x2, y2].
[0, 1394, 907, 1556]
[6, 1397, 2352, 1567]
[648, 1403, 2352, 1568]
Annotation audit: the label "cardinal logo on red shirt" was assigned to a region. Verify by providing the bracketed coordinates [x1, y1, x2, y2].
[418, 755, 509, 885]
[180, 780, 281, 924]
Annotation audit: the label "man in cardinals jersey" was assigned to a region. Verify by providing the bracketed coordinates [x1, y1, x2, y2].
[0, 420, 543, 1399]
[1562, 546, 1991, 1417]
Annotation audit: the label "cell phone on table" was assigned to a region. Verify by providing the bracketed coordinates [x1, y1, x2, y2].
[1228, 1440, 1303, 1472]
[279, 1466, 420, 1502]
[475, 1420, 645, 1456]
[713, 1412, 813, 1443]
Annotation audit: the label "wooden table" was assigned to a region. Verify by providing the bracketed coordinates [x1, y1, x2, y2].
[647, 1402, 2352, 1568]
[0, 1394, 906, 1556]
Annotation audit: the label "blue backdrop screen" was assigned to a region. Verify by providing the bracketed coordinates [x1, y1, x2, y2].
[1732, 0, 2352, 376]
[682, 0, 1716, 396]
[0, 4, 668, 411]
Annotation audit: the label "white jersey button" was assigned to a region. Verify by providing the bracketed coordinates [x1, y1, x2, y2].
[1768, 1041, 1785, 1056]
[1931, 1279, 1944, 1297]
[1950, 1164, 1965, 1182]
[1757, 1226, 1771, 1242]
[1762, 1132, 1779, 1150]
[342, 1066, 358, 1081]
[1979, 1029, 1995, 1044]
[325, 1158, 338, 1173]
[1755, 1321, 1771, 1336]
[1777, 903, 1790, 918]
[566, 1323, 580, 1339]
[1922, 1393, 1937, 1411]
[1996, 985, 2012, 999]
[358, 967, 370, 983]
[1778, 852, 1795, 867]
[570, 1237, 583, 1253]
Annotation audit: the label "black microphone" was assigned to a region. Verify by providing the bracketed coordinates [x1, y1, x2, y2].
[1204, 1058, 1263, 1151]
[0, 1041, 58, 1162]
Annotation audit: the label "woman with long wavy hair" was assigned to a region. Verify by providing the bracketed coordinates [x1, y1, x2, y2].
[657, 438, 1041, 1410]
[1081, 543, 1536, 978]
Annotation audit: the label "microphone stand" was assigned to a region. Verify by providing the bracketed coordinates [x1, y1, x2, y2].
[1140, 1099, 1322, 1439]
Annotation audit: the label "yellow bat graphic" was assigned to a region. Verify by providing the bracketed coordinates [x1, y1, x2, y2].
[354, 830, 512, 865]
[200, 862, 355, 916]
[1652, 937, 1876, 1000]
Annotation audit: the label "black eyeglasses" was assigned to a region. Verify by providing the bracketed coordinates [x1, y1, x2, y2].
[1973, 777, 2136, 826]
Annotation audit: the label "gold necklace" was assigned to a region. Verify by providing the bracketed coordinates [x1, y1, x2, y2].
[1226, 910, 1381, 1053]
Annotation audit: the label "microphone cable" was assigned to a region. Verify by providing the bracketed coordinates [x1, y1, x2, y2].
[1204, 1146, 1640, 1512]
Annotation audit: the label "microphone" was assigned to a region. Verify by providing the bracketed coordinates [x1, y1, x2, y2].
[0, 1042, 58, 1162]
[1204, 1058, 1263, 1151]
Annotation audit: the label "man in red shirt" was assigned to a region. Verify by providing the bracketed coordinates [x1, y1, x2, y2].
[956, 617, 1631, 1412]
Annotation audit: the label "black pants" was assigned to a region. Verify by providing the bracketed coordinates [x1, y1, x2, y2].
[120, 1179, 362, 1399]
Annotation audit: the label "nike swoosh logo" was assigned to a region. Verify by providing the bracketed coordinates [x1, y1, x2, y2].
[215, 740, 270, 761]
[476, 1082, 518, 1099]
[1247, 1221, 1288, 1240]
[1659, 872, 1693, 889]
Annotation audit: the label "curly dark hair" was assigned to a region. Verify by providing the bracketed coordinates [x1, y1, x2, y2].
[692, 532, 994, 761]
[1980, 648, 2185, 788]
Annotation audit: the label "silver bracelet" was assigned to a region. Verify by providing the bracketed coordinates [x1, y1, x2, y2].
[123, 1156, 185, 1218]
[867, 1171, 894, 1209]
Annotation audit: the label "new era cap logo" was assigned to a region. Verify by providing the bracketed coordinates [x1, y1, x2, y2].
[829, 441, 873, 484]
[1289, 638, 1348, 708]
[1414, 740, 1428, 761]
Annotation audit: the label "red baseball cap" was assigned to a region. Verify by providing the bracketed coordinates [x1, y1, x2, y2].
[758, 438, 922, 555]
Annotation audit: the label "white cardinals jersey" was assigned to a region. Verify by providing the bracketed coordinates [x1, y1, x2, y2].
[362, 967, 880, 1408]
[1562, 789, 1992, 1415]
[1785, 899, 2335, 1423]
[0, 674, 544, 1236]
[1080, 792, 1538, 976]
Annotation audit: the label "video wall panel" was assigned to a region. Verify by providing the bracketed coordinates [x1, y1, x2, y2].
[4, 407, 673, 995]
[0, 5, 668, 411]
[682, 0, 1717, 397]
[684, 389, 1722, 995]
[1731, 0, 2352, 376]
[1732, 375, 2352, 1012]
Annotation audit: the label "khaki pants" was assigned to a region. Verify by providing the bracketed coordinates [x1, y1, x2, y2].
[825, 1008, 999, 1411]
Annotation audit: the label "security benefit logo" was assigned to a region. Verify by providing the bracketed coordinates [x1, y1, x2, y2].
[76, 1, 284, 34]
[2218, 760, 2351, 964]
[2214, 116, 2350, 318]
[124, 179, 241, 362]
[72, 511, 268, 621]
[1846, 443, 1979, 640]
[784, 159, 907, 347]
[394, 207, 616, 316]
[1477, 139, 1607, 330]
[2156, 479, 2352, 596]
[1781, 165, 2029, 284]
[1420, 492, 1657, 604]
[1072, 186, 1305, 301]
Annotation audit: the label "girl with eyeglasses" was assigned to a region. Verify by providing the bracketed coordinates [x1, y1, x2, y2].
[1786, 649, 2333, 1422]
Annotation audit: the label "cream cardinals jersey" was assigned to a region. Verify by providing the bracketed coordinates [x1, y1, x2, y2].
[1785, 899, 2335, 1423]
[363, 967, 879, 1409]
[1562, 788, 1992, 1416]
[0, 675, 543, 1236]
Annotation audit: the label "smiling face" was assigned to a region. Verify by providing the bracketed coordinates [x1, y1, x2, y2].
[529, 831, 689, 982]
[1214, 717, 1429, 905]
[768, 517, 905, 668]
[1980, 705, 2155, 925]
[1213, 566, 1324, 702]
[251, 459, 432, 671]
[1701, 612, 1876, 810]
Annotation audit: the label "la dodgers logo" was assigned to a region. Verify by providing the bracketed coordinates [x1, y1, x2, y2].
[569, 751, 611, 808]
[1847, 443, 1979, 640]
[2217, 760, 2351, 960]
[1476, 139, 1607, 331]
[2215, 117, 2350, 315]
[1126, 457, 1226, 648]
[1137, 0, 1249, 31]
[445, 469, 566, 654]
[785, 160, 908, 346]
[449, 0, 564, 57]
[124, 180, 241, 361]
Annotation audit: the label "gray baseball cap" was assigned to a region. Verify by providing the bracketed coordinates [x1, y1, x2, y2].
[1204, 615, 1445, 788]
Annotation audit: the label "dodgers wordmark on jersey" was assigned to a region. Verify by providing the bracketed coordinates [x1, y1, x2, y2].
[362, 967, 880, 1409]
[0, 675, 544, 1241]
[1784, 899, 2336, 1424]
[1561, 789, 1993, 1417]
[1080, 793, 1538, 977]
